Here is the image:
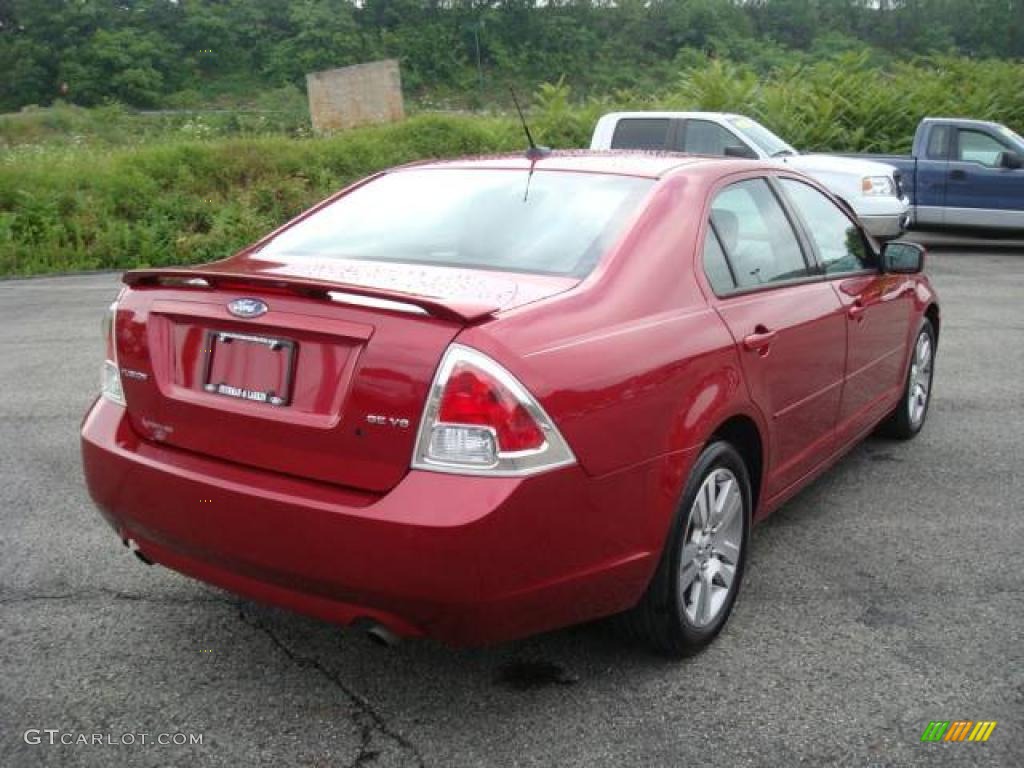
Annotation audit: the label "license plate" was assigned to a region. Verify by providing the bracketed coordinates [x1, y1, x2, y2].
[202, 330, 296, 406]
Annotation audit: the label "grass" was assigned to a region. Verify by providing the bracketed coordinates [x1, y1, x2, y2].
[0, 114, 523, 276]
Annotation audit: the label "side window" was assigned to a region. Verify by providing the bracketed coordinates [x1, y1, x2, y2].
[779, 179, 872, 275]
[957, 129, 1008, 167]
[926, 125, 951, 160]
[681, 120, 745, 156]
[710, 179, 810, 289]
[702, 228, 736, 294]
[610, 119, 669, 150]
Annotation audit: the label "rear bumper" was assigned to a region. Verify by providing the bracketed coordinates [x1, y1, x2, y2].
[81, 398, 669, 646]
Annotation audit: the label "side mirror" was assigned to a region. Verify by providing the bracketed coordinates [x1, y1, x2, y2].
[881, 241, 926, 274]
[997, 150, 1023, 170]
[724, 144, 758, 160]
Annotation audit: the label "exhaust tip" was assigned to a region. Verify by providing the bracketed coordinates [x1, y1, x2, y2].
[350, 617, 401, 648]
[366, 624, 400, 648]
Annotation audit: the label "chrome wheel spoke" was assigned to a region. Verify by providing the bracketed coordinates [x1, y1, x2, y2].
[712, 536, 740, 563]
[679, 540, 701, 591]
[680, 541, 700, 564]
[713, 558, 735, 591]
[695, 571, 712, 625]
[712, 481, 737, 528]
[918, 336, 931, 367]
[907, 331, 933, 426]
[694, 484, 711, 530]
[715, 485, 742, 531]
[680, 559, 699, 592]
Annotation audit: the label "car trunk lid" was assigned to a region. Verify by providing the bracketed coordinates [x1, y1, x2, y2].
[114, 260, 577, 492]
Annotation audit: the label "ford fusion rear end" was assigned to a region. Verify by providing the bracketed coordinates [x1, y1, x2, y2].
[80, 163, 663, 645]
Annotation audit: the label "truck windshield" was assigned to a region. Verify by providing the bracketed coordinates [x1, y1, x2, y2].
[998, 124, 1024, 152]
[254, 168, 654, 278]
[726, 116, 797, 157]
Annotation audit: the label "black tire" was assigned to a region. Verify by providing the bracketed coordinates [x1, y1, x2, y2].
[624, 441, 751, 657]
[878, 318, 936, 440]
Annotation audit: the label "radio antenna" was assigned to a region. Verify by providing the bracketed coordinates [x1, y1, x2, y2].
[509, 87, 550, 162]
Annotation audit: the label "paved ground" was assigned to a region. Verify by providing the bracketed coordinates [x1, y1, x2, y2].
[1, 251, 1021, 768]
[905, 229, 1024, 251]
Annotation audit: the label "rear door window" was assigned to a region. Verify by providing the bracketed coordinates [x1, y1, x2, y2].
[610, 119, 670, 150]
[702, 228, 736, 294]
[710, 179, 810, 289]
[925, 125, 951, 160]
[681, 120, 745, 156]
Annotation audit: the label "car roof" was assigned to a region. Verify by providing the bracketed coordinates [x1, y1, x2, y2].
[921, 116, 1004, 130]
[399, 150, 757, 180]
[599, 111, 741, 122]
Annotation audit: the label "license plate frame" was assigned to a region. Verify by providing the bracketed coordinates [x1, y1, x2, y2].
[201, 329, 297, 407]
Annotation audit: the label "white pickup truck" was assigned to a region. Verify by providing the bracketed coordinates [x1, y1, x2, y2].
[591, 111, 911, 239]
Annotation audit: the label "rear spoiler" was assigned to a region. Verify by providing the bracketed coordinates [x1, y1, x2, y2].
[122, 267, 499, 324]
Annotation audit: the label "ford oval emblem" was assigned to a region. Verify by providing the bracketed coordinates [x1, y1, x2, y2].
[227, 298, 268, 319]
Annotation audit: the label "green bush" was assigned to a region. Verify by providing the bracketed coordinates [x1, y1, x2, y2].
[662, 54, 1024, 153]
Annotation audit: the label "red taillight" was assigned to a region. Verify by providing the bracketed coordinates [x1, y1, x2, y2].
[438, 363, 545, 452]
[412, 345, 575, 476]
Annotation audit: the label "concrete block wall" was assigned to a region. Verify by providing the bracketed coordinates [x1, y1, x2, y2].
[305, 59, 404, 134]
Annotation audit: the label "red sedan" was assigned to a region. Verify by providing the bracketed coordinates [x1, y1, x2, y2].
[81, 152, 939, 654]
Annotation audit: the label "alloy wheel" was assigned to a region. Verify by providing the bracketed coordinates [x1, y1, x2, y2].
[679, 467, 745, 628]
[908, 331, 933, 427]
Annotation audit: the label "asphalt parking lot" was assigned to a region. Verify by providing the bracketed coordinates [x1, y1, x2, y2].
[1, 250, 1021, 768]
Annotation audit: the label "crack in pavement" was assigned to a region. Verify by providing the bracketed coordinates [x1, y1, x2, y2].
[4, 587, 425, 766]
[0, 587, 233, 606]
[236, 605, 426, 768]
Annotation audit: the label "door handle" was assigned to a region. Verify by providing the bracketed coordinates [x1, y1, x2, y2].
[743, 326, 777, 355]
[949, 169, 967, 181]
[848, 300, 866, 322]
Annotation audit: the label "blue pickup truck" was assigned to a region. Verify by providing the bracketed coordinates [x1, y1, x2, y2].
[856, 118, 1024, 230]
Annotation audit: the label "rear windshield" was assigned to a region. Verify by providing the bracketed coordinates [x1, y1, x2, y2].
[255, 168, 654, 277]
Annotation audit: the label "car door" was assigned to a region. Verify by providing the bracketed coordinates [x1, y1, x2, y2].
[702, 177, 847, 498]
[777, 177, 915, 445]
[944, 126, 1024, 227]
[913, 124, 952, 226]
